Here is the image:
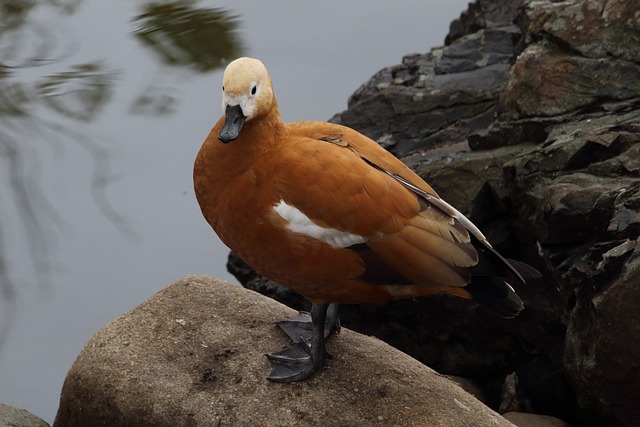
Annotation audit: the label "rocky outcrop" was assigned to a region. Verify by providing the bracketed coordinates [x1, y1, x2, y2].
[54, 276, 516, 427]
[230, 0, 640, 426]
[329, 14, 521, 158]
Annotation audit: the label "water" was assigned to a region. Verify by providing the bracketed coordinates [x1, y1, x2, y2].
[0, 0, 469, 422]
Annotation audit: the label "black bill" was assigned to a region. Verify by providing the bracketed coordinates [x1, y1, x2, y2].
[218, 104, 245, 143]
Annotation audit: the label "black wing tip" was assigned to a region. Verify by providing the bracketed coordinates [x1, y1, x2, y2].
[466, 278, 524, 319]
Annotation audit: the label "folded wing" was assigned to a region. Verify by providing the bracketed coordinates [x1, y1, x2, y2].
[279, 121, 528, 316]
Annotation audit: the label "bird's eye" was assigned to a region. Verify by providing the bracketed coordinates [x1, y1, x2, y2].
[222, 85, 225, 92]
[251, 85, 257, 95]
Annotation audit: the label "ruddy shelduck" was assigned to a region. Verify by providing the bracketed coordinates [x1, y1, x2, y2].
[194, 57, 539, 382]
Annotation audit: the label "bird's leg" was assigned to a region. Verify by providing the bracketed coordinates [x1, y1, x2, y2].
[275, 302, 340, 343]
[266, 303, 335, 382]
[325, 303, 341, 336]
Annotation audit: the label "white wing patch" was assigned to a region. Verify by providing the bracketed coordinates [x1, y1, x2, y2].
[273, 200, 367, 248]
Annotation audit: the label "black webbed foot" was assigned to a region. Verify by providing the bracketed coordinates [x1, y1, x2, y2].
[275, 303, 340, 343]
[275, 312, 314, 343]
[265, 340, 323, 382]
[266, 303, 338, 382]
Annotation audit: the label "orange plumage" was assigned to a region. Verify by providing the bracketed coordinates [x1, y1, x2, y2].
[194, 58, 536, 382]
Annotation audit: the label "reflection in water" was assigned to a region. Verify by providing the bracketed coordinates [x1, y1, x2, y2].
[0, 1, 90, 325]
[130, 2, 243, 115]
[0, 0, 243, 351]
[38, 63, 117, 122]
[0, 0, 97, 353]
[1, 1, 80, 28]
[132, 2, 242, 72]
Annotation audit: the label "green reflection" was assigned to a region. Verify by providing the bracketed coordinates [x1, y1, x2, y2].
[132, 1, 243, 72]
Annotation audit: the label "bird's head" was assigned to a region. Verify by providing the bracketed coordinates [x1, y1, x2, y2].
[218, 57, 275, 143]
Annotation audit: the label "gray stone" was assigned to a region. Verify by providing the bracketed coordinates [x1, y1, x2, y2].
[499, 44, 640, 119]
[330, 53, 512, 157]
[0, 403, 50, 427]
[521, 0, 640, 63]
[54, 276, 517, 427]
[436, 27, 520, 74]
[446, 0, 524, 44]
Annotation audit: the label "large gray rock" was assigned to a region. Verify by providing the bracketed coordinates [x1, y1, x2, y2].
[54, 276, 516, 427]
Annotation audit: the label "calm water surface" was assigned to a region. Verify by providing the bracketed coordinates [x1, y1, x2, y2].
[0, 0, 468, 422]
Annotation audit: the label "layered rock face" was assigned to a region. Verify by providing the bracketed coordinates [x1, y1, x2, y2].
[231, 1, 640, 426]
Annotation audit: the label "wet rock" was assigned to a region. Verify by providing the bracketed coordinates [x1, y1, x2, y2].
[0, 403, 50, 427]
[54, 276, 516, 427]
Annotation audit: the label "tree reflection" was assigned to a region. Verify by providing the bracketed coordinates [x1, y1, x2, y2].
[133, 2, 242, 72]
[1, 1, 82, 28]
[0, 1, 118, 316]
[130, 1, 242, 115]
[38, 63, 117, 122]
[0, 0, 98, 353]
[0, 0, 243, 351]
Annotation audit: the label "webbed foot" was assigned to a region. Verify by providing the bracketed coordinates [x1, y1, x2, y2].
[266, 303, 337, 382]
[265, 340, 324, 382]
[275, 303, 340, 342]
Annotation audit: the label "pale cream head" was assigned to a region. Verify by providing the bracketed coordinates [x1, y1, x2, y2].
[221, 57, 274, 121]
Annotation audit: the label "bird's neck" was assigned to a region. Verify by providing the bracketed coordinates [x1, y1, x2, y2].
[209, 101, 286, 180]
[240, 101, 286, 154]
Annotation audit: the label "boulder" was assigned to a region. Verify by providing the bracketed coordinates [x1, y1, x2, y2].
[54, 276, 516, 427]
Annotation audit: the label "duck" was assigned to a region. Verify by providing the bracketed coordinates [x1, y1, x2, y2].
[194, 57, 539, 383]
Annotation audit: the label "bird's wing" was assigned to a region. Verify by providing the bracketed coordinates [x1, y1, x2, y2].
[270, 122, 485, 288]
